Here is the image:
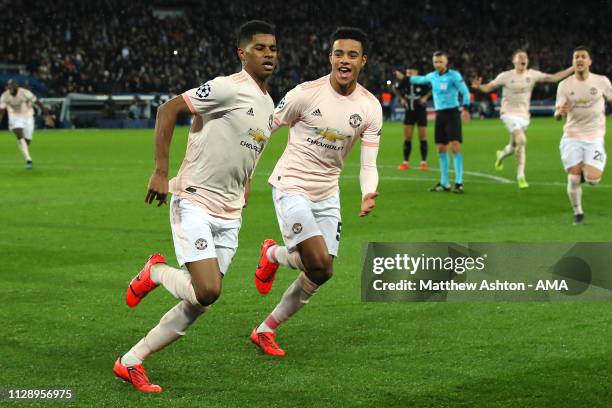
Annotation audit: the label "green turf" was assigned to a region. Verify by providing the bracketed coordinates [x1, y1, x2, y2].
[1, 118, 611, 407]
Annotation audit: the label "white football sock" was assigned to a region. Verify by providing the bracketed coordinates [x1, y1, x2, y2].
[123, 301, 207, 365]
[567, 174, 583, 215]
[150, 264, 199, 306]
[257, 272, 319, 333]
[516, 146, 526, 177]
[500, 143, 514, 160]
[267, 245, 305, 271]
[17, 139, 32, 161]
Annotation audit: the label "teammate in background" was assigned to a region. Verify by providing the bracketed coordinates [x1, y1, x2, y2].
[251, 27, 382, 356]
[113, 20, 277, 392]
[393, 68, 431, 170]
[472, 50, 573, 188]
[0, 79, 48, 169]
[410, 51, 470, 193]
[554, 46, 612, 225]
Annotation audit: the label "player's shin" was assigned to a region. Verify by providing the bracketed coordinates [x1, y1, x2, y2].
[122, 301, 207, 365]
[500, 143, 514, 160]
[257, 272, 319, 333]
[567, 174, 583, 215]
[270, 246, 305, 271]
[17, 138, 32, 161]
[403, 140, 412, 161]
[420, 139, 428, 161]
[516, 146, 526, 177]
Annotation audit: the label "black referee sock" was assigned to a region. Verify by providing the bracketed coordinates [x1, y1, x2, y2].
[403, 140, 412, 161]
[420, 140, 428, 161]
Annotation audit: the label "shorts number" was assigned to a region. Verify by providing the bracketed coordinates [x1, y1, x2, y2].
[336, 221, 342, 241]
[593, 150, 604, 162]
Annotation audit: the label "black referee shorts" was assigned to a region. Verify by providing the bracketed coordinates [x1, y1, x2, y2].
[434, 108, 462, 144]
[403, 108, 428, 127]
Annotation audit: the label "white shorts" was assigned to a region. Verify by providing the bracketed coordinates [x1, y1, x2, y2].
[560, 136, 607, 172]
[8, 117, 34, 140]
[501, 115, 529, 134]
[272, 187, 342, 257]
[169, 196, 241, 274]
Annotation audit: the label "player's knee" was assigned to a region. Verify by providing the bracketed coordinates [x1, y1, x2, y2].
[194, 285, 221, 306]
[585, 177, 601, 185]
[304, 253, 333, 279]
[514, 134, 526, 147]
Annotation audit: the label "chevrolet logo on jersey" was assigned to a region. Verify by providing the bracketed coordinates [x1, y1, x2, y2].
[248, 128, 269, 144]
[315, 127, 348, 142]
[574, 98, 592, 106]
[240, 128, 268, 153]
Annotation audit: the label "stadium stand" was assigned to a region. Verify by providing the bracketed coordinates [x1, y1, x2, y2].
[1, 0, 610, 122]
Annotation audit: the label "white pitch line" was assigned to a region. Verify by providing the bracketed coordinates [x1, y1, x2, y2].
[346, 163, 514, 184]
[2, 163, 611, 189]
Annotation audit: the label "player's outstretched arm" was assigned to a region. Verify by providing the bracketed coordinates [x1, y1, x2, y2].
[145, 95, 191, 207]
[471, 77, 498, 94]
[541, 66, 574, 83]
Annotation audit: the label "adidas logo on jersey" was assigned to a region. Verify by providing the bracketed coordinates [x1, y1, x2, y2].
[311, 108, 322, 117]
[246, 108, 254, 116]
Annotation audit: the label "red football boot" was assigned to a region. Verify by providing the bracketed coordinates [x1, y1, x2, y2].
[398, 163, 410, 170]
[255, 240, 280, 295]
[113, 358, 162, 393]
[126, 253, 167, 307]
[250, 328, 285, 356]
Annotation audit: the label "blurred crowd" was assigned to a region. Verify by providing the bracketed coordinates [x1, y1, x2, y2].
[2, 0, 610, 102]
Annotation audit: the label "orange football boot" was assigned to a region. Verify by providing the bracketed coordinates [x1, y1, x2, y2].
[255, 240, 280, 295]
[126, 253, 166, 307]
[250, 328, 285, 356]
[113, 358, 162, 393]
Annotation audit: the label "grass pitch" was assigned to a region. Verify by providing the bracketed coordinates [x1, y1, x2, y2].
[1, 117, 611, 407]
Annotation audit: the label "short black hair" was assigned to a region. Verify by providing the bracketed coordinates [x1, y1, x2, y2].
[432, 51, 447, 58]
[512, 49, 528, 58]
[573, 45, 591, 57]
[330, 27, 368, 55]
[237, 20, 275, 48]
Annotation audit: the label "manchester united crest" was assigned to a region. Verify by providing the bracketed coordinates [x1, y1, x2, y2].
[195, 238, 208, 250]
[349, 113, 362, 128]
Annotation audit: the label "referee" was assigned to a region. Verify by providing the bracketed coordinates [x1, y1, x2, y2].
[410, 51, 471, 193]
[394, 68, 431, 170]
